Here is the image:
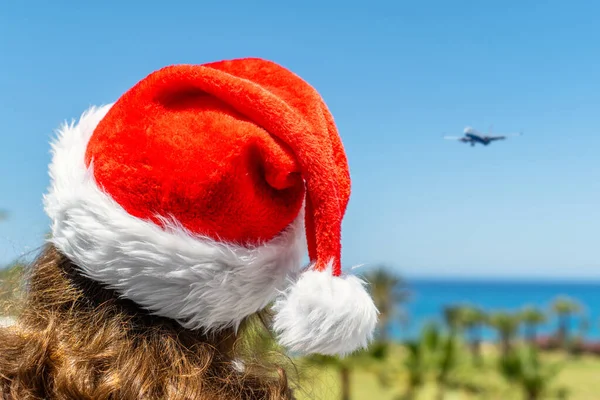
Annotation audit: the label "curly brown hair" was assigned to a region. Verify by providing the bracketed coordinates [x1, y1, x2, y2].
[0, 245, 296, 399]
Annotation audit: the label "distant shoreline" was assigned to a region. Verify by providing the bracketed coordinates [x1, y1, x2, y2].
[404, 276, 600, 284]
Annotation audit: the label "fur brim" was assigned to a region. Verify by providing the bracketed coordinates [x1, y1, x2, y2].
[44, 105, 306, 332]
[272, 263, 379, 356]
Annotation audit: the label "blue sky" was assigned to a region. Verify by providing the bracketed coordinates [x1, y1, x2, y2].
[1, 1, 599, 279]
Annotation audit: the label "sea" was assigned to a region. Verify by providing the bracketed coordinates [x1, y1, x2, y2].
[390, 279, 600, 341]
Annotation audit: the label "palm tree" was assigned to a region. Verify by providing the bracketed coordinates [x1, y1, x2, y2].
[520, 306, 546, 344]
[442, 305, 463, 334]
[489, 312, 521, 357]
[401, 322, 459, 400]
[401, 322, 441, 399]
[363, 267, 410, 341]
[402, 341, 425, 399]
[0, 210, 8, 221]
[426, 321, 460, 400]
[459, 305, 487, 366]
[498, 345, 563, 400]
[434, 332, 460, 400]
[551, 296, 581, 347]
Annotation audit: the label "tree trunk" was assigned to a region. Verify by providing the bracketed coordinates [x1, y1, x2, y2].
[468, 326, 483, 366]
[558, 314, 569, 348]
[340, 365, 351, 400]
[469, 339, 482, 366]
[404, 386, 416, 400]
[525, 387, 539, 400]
[436, 382, 445, 400]
[501, 334, 511, 357]
[556, 314, 570, 349]
[526, 324, 537, 345]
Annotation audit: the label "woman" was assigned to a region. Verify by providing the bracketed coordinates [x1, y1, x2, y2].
[0, 58, 378, 399]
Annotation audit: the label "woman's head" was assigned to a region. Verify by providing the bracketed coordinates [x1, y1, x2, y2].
[1, 57, 378, 399]
[0, 244, 296, 399]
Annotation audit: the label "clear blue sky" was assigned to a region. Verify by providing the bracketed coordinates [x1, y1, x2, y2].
[1, 1, 599, 279]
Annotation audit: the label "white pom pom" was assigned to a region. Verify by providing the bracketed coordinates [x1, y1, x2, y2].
[272, 264, 378, 356]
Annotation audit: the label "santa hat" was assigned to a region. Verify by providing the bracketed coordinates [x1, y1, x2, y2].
[44, 58, 378, 356]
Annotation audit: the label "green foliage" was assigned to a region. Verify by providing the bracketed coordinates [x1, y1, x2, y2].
[520, 306, 546, 326]
[489, 311, 520, 335]
[551, 296, 582, 316]
[520, 305, 547, 342]
[442, 306, 462, 332]
[303, 341, 391, 371]
[402, 323, 440, 395]
[293, 290, 590, 400]
[0, 209, 8, 221]
[443, 304, 486, 366]
[399, 322, 462, 399]
[403, 341, 426, 390]
[498, 345, 563, 400]
[551, 296, 583, 348]
[488, 311, 521, 355]
[459, 305, 487, 328]
[301, 340, 393, 400]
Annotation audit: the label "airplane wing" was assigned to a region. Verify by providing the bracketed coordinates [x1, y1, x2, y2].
[489, 132, 523, 141]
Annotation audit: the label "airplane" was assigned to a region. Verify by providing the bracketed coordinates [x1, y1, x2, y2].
[444, 126, 522, 147]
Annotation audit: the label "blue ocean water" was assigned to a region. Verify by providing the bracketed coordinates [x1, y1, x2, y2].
[390, 279, 600, 341]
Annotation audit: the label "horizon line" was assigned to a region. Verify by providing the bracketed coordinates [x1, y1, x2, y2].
[402, 274, 600, 284]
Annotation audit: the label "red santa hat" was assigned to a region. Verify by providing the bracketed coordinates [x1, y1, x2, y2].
[44, 58, 378, 356]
